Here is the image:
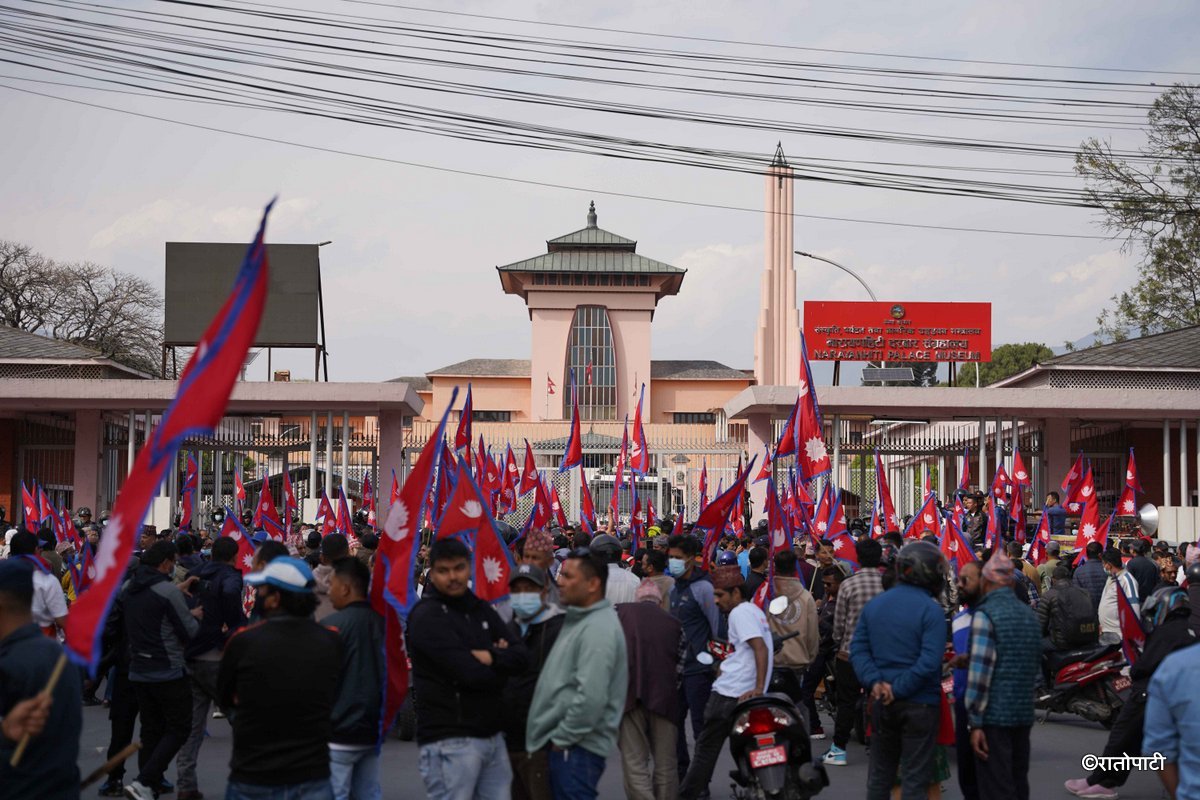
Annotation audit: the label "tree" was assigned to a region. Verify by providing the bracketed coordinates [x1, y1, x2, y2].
[955, 342, 1054, 387]
[1076, 83, 1200, 341]
[0, 240, 163, 375]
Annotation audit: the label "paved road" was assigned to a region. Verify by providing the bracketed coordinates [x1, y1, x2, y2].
[78, 704, 1167, 798]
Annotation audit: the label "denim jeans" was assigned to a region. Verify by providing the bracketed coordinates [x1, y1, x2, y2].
[177, 659, 223, 792]
[547, 746, 606, 800]
[329, 747, 381, 800]
[418, 733, 512, 800]
[865, 699, 938, 800]
[676, 671, 714, 777]
[679, 693, 740, 800]
[225, 778, 334, 800]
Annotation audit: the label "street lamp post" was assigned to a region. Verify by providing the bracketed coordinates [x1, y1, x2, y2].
[795, 250, 884, 385]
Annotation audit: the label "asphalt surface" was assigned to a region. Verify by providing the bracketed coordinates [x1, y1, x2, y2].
[76, 703, 1168, 799]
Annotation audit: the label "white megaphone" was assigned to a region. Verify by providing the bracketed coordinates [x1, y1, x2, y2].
[1136, 503, 1159, 538]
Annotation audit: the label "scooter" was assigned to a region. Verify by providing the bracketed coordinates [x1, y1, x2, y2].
[699, 596, 829, 799]
[1036, 642, 1128, 728]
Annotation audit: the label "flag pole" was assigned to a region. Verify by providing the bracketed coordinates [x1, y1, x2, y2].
[9, 653, 67, 767]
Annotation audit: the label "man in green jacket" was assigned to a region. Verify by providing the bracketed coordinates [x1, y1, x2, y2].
[527, 549, 628, 800]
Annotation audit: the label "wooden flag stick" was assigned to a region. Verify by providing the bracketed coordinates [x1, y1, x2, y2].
[9, 652, 68, 767]
[80, 743, 141, 788]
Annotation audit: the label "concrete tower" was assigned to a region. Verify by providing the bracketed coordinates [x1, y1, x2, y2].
[754, 144, 801, 387]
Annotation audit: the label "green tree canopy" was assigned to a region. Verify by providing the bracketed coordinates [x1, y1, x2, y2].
[955, 342, 1054, 387]
[1076, 84, 1200, 341]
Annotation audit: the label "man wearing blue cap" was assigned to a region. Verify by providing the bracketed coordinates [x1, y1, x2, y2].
[218, 556, 342, 800]
[0, 558, 83, 800]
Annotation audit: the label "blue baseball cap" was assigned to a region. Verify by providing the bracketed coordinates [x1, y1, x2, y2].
[244, 556, 315, 593]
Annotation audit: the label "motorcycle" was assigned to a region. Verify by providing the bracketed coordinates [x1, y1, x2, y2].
[699, 596, 829, 799]
[1035, 642, 1128, 728]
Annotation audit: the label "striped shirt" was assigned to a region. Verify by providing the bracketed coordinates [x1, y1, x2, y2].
[832, 568, 884, 656]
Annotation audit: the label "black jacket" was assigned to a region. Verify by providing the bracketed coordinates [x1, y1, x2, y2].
[407, 586, 529, 745]
[121, 564, 199, 681]
[1125, 556, 1158, 603]
[185, 560, 245, 658]
[1073, 559, 1108, 612]
[326, 601, 385, 746]
[1130, 614, 1196, 693]
[502, 612, 565, 747]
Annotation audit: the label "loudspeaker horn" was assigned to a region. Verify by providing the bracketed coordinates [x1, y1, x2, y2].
[1136, 503, 1159, 538]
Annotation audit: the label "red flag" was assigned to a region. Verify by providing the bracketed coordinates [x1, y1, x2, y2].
[435, 456, 515, 604]
[939, 516, 976, 575]
[220, 510, 257, 573]
[990, 465, 1012, 502]
[254, 481, 284, 539]
[1124, 448, 1143, 493]
[958, 447, 970, 493]
[1074, 499, 1105, 556]
[630, 384, 649, 475]
[64, 199, 271, 675]
[830, 532, 859, 570]
[1116, 484, 1137, 517]
[362, 473, 376, 529]
[483, 452, 501, 497]
[180, 490, 194, 532]
[530, 478, 553, 530]
[317, 490, 337, 538]
[20, 481, 39, 533]
[904, 493, 941, 540]
[585, 361, 593, 385]
[1011, 484, 1027, 544]
[335, 486, 356, 540]
[476, 434, 487, 478]
[615, 420, 629, 491]
[546, 374, 556, 395]
[47, 505, 68, 545]
[672, 512, 685, 536]
[1116, 578, 1145, 666]
[729, 462, 746, 538]
[794, 343, 830, 481]
[775, 399, 799, 458]
[754, 446, 773, 483]
[579, 468, 596, 529]
[519, 440, 539, 495]
[695, 457, 756, 570]
[390, 469, 401, 506]
[813, 484, 847, 540]
[1028, 509, 1051, 566]
[628, 477, 644, 551]
[62, 511, 83, 549]
[875, 451, 900, 534]
[283, 467, 299, 526]
[1061, 452, 1085, 499]
[37, 483, 54, 525]
[698, 460, 709, 512]
[503, 444, 519, 491]
[455, 383, 473, 451]
[550, 483, 568, 529]
[984, 500, 1001, 551]
[1012, 449, 1032, 487]
[182, 452, 199, 492]
[74, 542, 97, 593]
[234, 467, 246, 512]
[559, 370, 582, 472]
[1065, 463, 1095, 514]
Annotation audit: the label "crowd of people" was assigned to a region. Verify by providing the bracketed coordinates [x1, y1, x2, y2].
[1, 497, 1199, 800]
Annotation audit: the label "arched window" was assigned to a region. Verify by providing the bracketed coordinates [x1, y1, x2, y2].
[563, 305, 617, 420]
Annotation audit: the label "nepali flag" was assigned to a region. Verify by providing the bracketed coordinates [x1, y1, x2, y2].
[435, 455, 515, 604]
[73, 543, 97, 594]
[629, 478, 643, 553]
[579, 467, 596, 530]
[1116, 449, 1141, 517]
[519, 440, 539, 495]
[938, 516, 976, 576]
[336, 486, 359, 547]
[729, 458, 746, 537]
[220, 508, 257, 573]
[37, 483, 54, 526]
[585, 361, 593, 385]
[20, 481, 40, 532]
[1061, 452, 1086, 507]
[475, 434, 487, 479]
[870, 503, 883, 539]
[646, 498, 657, 529]
[830, 532, 859, 571]
[546, 374, 556, 395]
[984, 500, 1002, 552]
[179, 490, 194, 533]
[254, 481, 285, 540]
[64, 198, 272, 676]
[698, 460, 709, 512]
[754, 446, 773, 483]
[47, 504, 68, 545]
[672, 512, 685, 536]
[455, 383, 473, 452]
[1073, 504, 1114, 566]
[958, 447, 970, 492]
[813, 483, 846, 540]
[362, 472, 376, 529]
[373, 388, 457, 740]
[876, 451, 900, 533]
[696, 457, 755, 570]
[283, 467, 299, 526]
[1116, 578, 1145, 666]
[774, 398, 799, 458]
[1011, 484, 1027, 544]
[990, 465, 1012, 502]
[1124, 447, 1143, 493]
[1027, 508, 1051, 567]
[904, 493, 941, 540]
[550, 482, 568, 529]
[1065, 462, 1095, 514]
[234, 467, 246, 513]
[180, 452, 199, 530]
[390, 469, 401, 506]
[1012, 449, 1032, 487]
[629, 383, 649, 475]
[559, 370, 582, 472]
[529, 477, 553, 530]
[317, 490, 337, 537]
[754, 478, 786, 610]
[62, 511, 83, 549]
[794, 337, 831, 481]
[614, 419, 629, 492]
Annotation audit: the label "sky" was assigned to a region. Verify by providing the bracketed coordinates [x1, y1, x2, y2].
[2, 0, 1198, 383]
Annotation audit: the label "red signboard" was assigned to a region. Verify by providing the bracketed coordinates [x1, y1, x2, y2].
[803, 301, 991, 363]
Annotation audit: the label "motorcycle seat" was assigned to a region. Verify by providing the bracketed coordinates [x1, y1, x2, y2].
[1046, 642, 1120, 673]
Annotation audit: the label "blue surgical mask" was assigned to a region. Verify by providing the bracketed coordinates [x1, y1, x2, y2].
[668, 558, 687, 578]
[510, 593, 544, 620]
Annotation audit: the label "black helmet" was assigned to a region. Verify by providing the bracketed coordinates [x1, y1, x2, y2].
[1187, 561, 1200, 586]
[1141, 585, 1189, 635]
[589, 533, 622, 564]
[896, 541, 947, 595]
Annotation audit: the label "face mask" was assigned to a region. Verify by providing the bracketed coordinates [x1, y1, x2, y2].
[510, 593, 544, 620]
[668, 558, 687, 578]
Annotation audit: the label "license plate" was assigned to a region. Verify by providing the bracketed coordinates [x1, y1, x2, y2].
[749, 745, 787, 768]
[1112, 675, 1131, 692]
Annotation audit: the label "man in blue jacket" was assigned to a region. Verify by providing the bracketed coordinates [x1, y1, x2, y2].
[850, 541, 948, 800]
[667, 534, 720, 781]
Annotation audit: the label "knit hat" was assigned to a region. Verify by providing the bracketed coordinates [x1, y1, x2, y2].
[982, 546, 1014, 585]
[711, 564, 745, 590]
[525, 528, 555, 554]
[635, 578, 664, 604]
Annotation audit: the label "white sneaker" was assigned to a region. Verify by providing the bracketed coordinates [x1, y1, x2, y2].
[123, 781, 156, 800]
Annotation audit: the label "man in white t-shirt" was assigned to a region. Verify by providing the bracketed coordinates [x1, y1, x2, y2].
[8, 531, 67, 635]
[679, 564, 772, 800]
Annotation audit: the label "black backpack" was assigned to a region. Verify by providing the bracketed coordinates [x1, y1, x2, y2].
[1053, 585, 1100, 648]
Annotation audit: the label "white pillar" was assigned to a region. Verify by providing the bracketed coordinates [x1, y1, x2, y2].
[1163, 420, 1172, 507]
[978, 418, 987, 492]
[127, 410, 136, 476]
[1181, 420, 1189, 507]
[831, 415, 841, 490]
[325, 411, 334, 495]
[341, 412, 350, 493]
[994, 417, 1004, 475]
[309, 412, 319, 499]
